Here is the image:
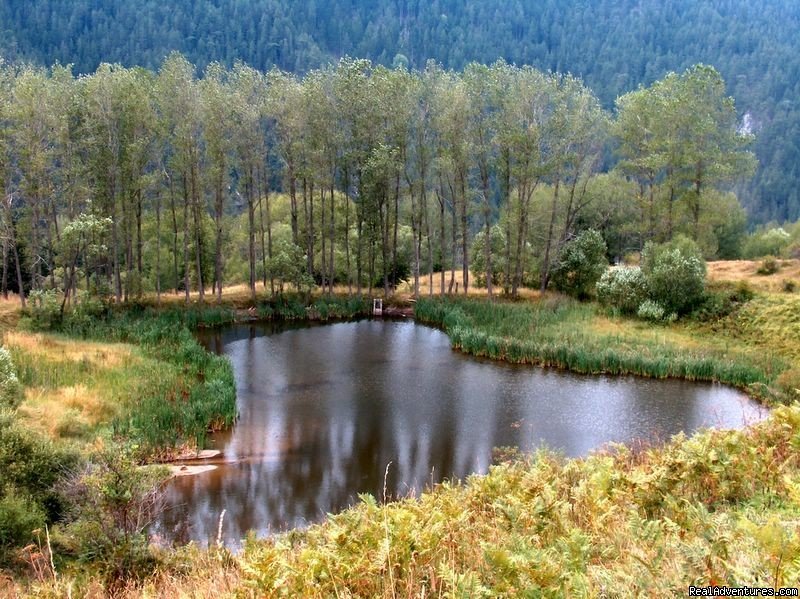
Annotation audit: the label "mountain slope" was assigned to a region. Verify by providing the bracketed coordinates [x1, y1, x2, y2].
[1, 0, 798, 222]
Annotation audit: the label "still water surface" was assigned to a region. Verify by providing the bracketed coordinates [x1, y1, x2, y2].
[154, 319, 765, 547]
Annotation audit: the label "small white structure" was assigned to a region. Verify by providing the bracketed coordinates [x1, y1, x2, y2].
[373, 298, 383, 316]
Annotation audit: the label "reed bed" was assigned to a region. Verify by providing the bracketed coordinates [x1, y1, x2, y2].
[415, 296, 784, 398]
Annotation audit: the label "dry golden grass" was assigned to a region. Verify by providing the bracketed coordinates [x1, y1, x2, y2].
[396, 270, 542, 301]
[708, 258, 800, 292]
[2, 330, 134, 369]
[1, 330, 146, 444]
[144, 272, 541, 306]
[17, 384, 117, 439]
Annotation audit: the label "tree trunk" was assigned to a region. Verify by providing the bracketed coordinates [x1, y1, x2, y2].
[540, 178, 561, 293]
[182, 174, 191, 305]
[381, 185, 390, 298]
[108, 179, 121, 302]
[136, 189, 143, 288]
[191, 162, 204, 305]
[344, 168, 352, 296]
[11, 217, 25, 308]
[156, 188, 162, 306]
[392, 172, 400, 290]
[449, 191, 456, 295]
[307, 180, 314, 280]
[288, 156, 298, 245]
[168, 174, 180, 295]
[247, 168, 256, 301]
[329, 178, 335, 295]
[260, 165, 274, 297]
[1, 234, 8, 299]
[459, 170, 469, 295]
[436, 182, 446, 295]
[356, 176, 364, 298]
[321, 183, 327, 291]
[256, 166, 268, 292]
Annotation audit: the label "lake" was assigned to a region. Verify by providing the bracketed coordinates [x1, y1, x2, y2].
[153, 319, 766, 547]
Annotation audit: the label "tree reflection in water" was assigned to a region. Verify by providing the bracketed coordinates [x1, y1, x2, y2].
[153, 320, 766, 547]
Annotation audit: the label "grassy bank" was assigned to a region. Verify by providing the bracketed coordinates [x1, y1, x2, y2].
[30, 305, 238, 456]
[415, 295, 788, 401]
[9, 293, 368, 456]
[5, 287, 800, 596]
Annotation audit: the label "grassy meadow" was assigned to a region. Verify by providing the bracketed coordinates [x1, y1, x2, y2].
[3, 259, 800, 596]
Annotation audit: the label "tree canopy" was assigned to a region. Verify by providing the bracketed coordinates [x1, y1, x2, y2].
[0, 58, 755, 308]
[0, 0, 797, 222]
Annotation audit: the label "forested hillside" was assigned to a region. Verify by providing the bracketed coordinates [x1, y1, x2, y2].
[0, 0, 798, 222]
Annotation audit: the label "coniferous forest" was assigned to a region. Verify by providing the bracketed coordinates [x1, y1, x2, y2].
[0, 0, 798, 222]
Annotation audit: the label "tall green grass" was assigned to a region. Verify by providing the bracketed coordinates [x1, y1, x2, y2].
[416, 296, 781, 397]
[38, 307, 239, 455]
[256, 294, 369, 321]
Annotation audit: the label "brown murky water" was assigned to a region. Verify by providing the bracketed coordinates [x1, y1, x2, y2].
[153, 319, 766, 547]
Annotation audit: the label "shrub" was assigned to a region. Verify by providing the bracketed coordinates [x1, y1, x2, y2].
[0, 489, 45, 551]
[756, 256, 780, 275]
[26, 289, 63, 330]
[641, 235, 706, 315]
[0, 410, 79, 556]
[776, 368, 800, 400]
[734, 280, 755, 302]
[470, 225, 507, 288]
[0, 410, 79, 507]
[691, 281, 755, 322]
[637, 300, 666, 322]
[55, 409, 92, 439]
[0, 347, 23, 410]
[595, 266, 648, 314]
[550, 229, 608, 299]
[783, 279, 797, 293]
[60, 444, 167, 583]
[742, 227, 791, 259]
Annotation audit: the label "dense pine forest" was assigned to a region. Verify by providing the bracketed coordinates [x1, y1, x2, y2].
[0, 57, 755, 305]
[0, 0, 798, 222]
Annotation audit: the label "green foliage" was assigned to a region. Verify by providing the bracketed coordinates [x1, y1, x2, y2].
[691, 282, 755, 322]
[59, 443, 167, 583]
[636, 299, 668, 323]
[756, 256, 780, 275]
[743, 227, 791, 259]
[0, 346, 23, 409]
[470, 225, 507, 288]
[0, 0, 797, 223]
[0, 489, 45, 552]
[641, 236, 707, 316]
[0, 410, 79, 552]
[550, 230, 608, 299]
[265, 237, 314, 294]
[26, 289, 63, 330]
[595, 266, 648, 314]
[0, 410, 79, 509]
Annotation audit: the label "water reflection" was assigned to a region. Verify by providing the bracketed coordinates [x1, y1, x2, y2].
[153, 319, 766, 547]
